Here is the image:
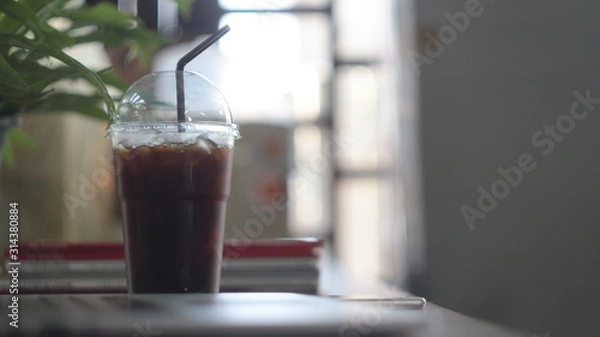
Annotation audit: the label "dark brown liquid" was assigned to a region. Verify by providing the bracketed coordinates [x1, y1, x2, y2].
[113, 143, 233, 293]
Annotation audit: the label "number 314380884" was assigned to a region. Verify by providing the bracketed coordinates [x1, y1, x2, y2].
[8, 202, 19, 250]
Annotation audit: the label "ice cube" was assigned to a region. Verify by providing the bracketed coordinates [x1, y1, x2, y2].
[151, 136, 166, 146]
[195, 136, 217, 154]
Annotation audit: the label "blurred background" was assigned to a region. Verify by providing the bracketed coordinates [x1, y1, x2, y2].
[0, 0, 409, 284]
[2, 0, 600, 336]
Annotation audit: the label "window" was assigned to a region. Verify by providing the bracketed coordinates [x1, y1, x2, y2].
[216, 0, 401, 279]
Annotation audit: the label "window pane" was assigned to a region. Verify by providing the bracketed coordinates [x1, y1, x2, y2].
[295, 14, 330, 121]
[335, 0, 386, 59]
[337, 178, 381, 277]
[288, 126, 331, 236]
[220, 13, 300, 63]
[213, 13, 328, 122]
[298, 14, 331, 82]
[220, 0, 329, 10]
[292, 64, 321, 121]
[336, 66, 379, 170]
[217, 13, 300, 121]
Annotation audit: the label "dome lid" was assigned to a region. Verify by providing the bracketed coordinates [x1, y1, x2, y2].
[109, 71, 238, 138]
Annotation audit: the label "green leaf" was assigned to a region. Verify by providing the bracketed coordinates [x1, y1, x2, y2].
[0, 59, 58, 105]
[72, 30, 131, 46]
[27, 0, 70, 20]
[64, 3, 164, 69]
[48, 50, 114, 115]
[0, 81, 52, 99]
[98, 68, 129, 92]
[8, 59, 94, 87]
[66, 3, 165, 67]
[28, 93, 110, 120]
[0, 33, 114, 116]
[0, 0, 164, 125]
[0, 1, 38, 34]
[0, 11, 21, 34]
[0, 0, 72, 49]
[0, 101, 21, 117]
[72, 28, 164, 67]
[8, 127, 36, 150]
[0, 75, 54, 102]
[0, 56, 59, 93]
[3, 133, 15, 168]
[2, 127, 38, 168]
[174, 0, 197, 18]
[66, 3, 139, 29]
[0, 54, 25, 86]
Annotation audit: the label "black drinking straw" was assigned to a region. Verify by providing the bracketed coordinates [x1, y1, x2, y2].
[176, 25, 231, 131]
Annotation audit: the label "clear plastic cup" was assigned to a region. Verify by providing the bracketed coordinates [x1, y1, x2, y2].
[108, 71, 240, 293]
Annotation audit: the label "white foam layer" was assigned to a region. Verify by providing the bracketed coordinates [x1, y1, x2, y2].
[108, 122, 239, 148]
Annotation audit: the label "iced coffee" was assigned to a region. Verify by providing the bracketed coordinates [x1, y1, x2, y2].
[109, 70, 239, 293]
[114, 140, 233, 293]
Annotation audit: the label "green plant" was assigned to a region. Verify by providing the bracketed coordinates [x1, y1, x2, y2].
[0, 0, 165, 165]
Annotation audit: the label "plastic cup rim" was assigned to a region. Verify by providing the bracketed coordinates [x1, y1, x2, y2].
[106, 121, 241, 140]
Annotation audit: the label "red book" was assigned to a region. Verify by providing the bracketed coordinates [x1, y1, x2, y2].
[5, 238, 322, 260]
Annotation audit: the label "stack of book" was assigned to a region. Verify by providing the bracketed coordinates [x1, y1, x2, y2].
[0, 238, 322, 294]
